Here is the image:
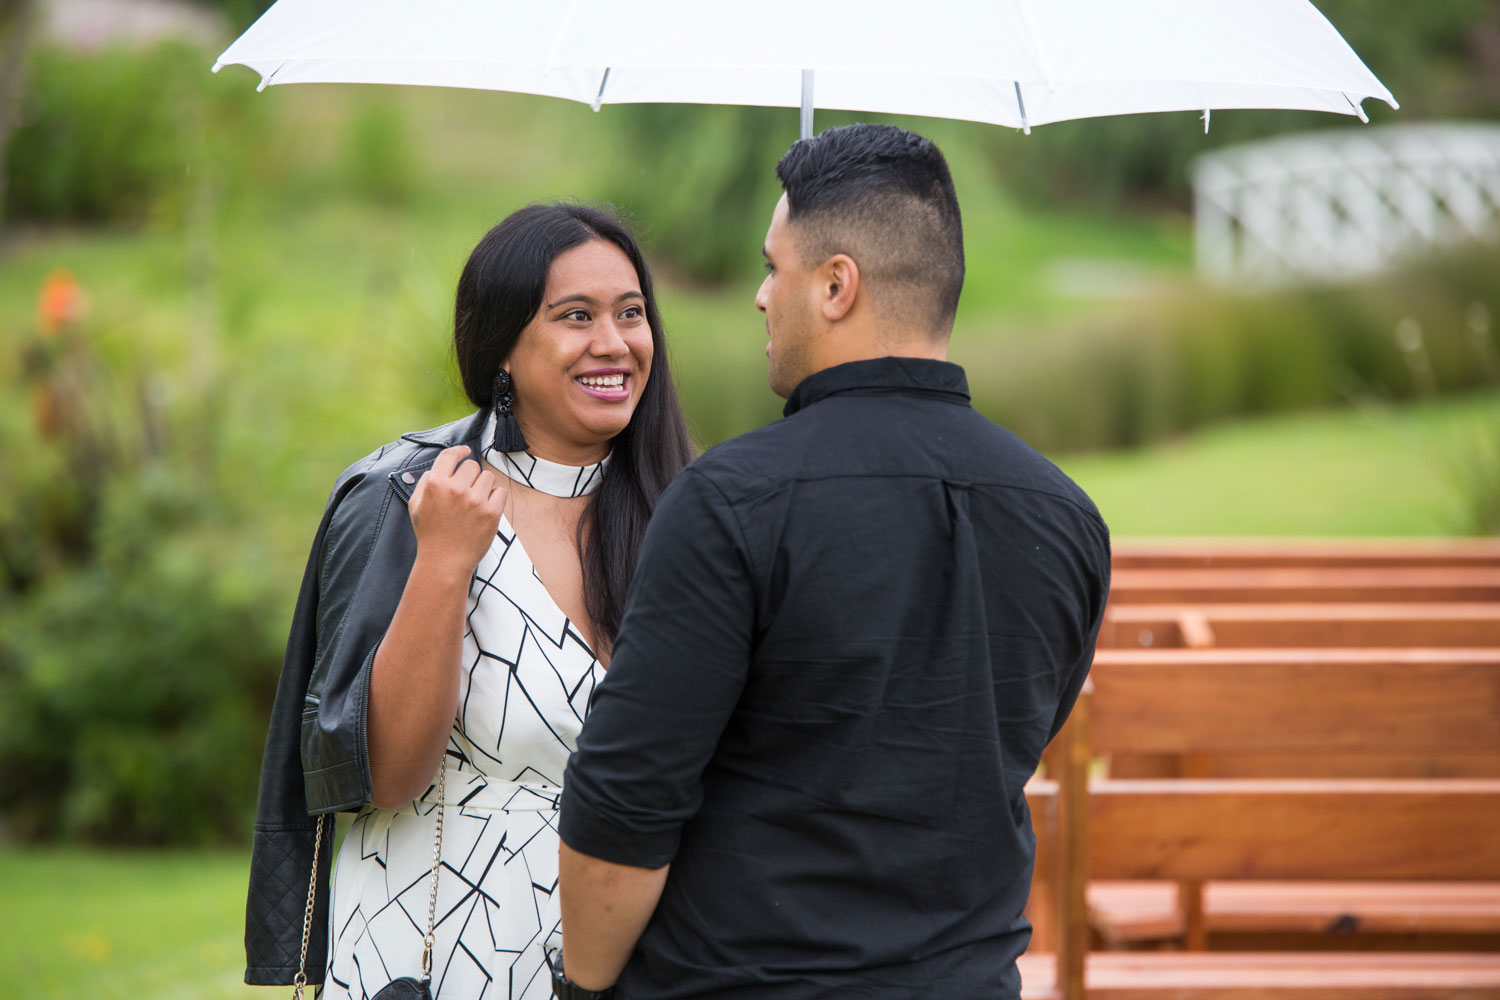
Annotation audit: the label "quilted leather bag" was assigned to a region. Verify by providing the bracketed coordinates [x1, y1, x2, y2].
[371, 977, 432, 1000]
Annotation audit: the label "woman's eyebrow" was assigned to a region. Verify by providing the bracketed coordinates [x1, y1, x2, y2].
[546, 291, 644, 308]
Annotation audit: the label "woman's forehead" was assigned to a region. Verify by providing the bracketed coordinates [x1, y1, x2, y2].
[546, 240, 639, 296]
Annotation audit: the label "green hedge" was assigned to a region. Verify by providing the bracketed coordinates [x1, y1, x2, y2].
[6, 43, 248, 223]
[0, 463, 284, 845]
[3, 41, 419, 225]
[959, 245, 1500, 455]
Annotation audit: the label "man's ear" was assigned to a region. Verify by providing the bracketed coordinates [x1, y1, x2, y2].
[819, 254, 860, 322]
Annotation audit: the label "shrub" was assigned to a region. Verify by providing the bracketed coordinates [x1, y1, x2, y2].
[4, 41, 266, 225]
[0, 464, 285, 845]
[604, 104, 792, 283]
[342, 97, 420, 206]
[959, 244, 1500, 455]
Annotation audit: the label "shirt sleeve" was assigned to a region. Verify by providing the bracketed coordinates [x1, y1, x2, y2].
[560, 467, 755, 868]
[1047, 511, 1112, 743]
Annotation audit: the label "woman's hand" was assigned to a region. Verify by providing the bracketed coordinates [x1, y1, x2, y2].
[408, 445, 507, 575]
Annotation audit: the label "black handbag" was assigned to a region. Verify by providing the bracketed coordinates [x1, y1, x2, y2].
[372, 978, 432, 1000]
[294, 766, 446, 1000]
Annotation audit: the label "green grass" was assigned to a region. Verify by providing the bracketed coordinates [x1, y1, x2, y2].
[1059, 390, 1500, 536]
[0, 846, 261, 1000]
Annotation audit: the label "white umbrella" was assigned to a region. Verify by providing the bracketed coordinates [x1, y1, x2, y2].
[213, 0, 1396, 138]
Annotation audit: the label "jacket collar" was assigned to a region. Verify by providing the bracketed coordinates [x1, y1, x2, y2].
[401, 408, 491, 450]
[783, 357, 970, 418]
[388, 409, 491, 504]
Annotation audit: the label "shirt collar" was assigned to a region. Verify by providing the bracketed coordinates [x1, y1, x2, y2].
[783, 357, 971, 418]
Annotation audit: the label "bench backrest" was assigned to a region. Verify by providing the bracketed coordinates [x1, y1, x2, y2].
[1101, 602, 1500, 649]
[1090, 648, 1500, 755]
[1108, 567, 1500, 604]
[1112, 539, 1500, 570]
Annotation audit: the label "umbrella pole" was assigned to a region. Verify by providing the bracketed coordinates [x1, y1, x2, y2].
[801, 69, 813, 140]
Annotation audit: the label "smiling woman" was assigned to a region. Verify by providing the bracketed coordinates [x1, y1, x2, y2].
[502, 240, 654, 461]
[242, 203, 695, 999]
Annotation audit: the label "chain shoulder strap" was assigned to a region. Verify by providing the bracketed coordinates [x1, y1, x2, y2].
[422, 763, 445, 979]
[291, 763, 446, 998]
[292, 814, 326, 1000]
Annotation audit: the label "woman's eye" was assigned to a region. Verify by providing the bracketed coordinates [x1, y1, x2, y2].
[563, 309, 590, 322]
[622, 306, 643, 319]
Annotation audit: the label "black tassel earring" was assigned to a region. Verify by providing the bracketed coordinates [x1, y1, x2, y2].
[492, 369, 529, 453]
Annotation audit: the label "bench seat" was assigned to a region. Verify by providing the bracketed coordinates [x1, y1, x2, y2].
[1018, 952, 1500, 999]
[1089, 881, 1500, 944]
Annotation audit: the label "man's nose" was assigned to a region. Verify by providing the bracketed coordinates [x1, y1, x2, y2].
[755, 278, 769, 313]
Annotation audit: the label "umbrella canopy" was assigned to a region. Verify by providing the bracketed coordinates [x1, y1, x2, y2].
[213, 0, 1396, 134]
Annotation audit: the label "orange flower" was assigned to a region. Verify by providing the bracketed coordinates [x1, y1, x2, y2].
[38, 268, 86, 335]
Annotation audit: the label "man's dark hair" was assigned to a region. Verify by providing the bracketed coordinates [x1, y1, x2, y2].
[775, 124, 964, 335]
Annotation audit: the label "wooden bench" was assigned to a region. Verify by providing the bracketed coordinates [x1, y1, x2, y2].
[1087, 881, 1500, 947]
[1023, 648, 1500, 999]
[1107, 567, 1500, 604]
[1019, 951, 1500, 1000]
[1111, 539, 1500, 571]
[1084, 648, 1500, 950]
[1099, 603, 1500, 781]
[1101, 603, 1500, 650]
[1092, 602, 1500, 946]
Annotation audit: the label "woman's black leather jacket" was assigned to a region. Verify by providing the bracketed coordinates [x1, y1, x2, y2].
[242, 409, 487, 985]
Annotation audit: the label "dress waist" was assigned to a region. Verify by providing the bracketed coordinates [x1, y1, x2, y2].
[415, 767, 563, 813]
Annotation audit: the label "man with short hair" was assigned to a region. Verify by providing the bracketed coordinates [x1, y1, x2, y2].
[555, 123, 1110, 1000]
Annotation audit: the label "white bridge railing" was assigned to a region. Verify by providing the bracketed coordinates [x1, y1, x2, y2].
[1192, 123, 1500, 287]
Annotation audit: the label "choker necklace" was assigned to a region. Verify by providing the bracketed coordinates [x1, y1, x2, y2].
[482, 414, 609, 499]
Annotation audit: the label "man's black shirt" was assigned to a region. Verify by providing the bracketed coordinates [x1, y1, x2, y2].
[561, 357, 1110, 999]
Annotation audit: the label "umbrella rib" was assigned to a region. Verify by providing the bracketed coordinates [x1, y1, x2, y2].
[1344, 93, 1370, 124]
[592, 69, 611, 112]
[1014, 82, 1031, 135]
[256, 60, 286, 93]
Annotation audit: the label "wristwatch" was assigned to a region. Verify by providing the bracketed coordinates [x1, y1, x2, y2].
[550, 952, 617, 1000]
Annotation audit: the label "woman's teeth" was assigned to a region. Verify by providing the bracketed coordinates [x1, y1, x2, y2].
[577, 374, 625, 389]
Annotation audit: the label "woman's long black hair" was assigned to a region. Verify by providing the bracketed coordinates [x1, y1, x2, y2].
[453, 203, 696, 654]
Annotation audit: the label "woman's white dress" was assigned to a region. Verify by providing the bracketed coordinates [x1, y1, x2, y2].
[321, 446, 608, 1000]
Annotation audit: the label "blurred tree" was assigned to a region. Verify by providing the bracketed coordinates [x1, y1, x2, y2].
[603, 104, 796, 283]
[4, 41, 266, 224]
[0, 268, 282, 844]
[0, 0, 37, 229]
[189, 0, 273, 32]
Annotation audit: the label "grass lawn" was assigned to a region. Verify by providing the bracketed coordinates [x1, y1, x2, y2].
[0, 846, 261, 1000]
[1060, 390, 1500, 536]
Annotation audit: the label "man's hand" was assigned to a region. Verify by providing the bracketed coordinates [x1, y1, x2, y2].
[409, 445, 507, 574]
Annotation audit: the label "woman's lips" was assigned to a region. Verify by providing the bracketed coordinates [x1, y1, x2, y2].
[575, 373, 630, 401]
